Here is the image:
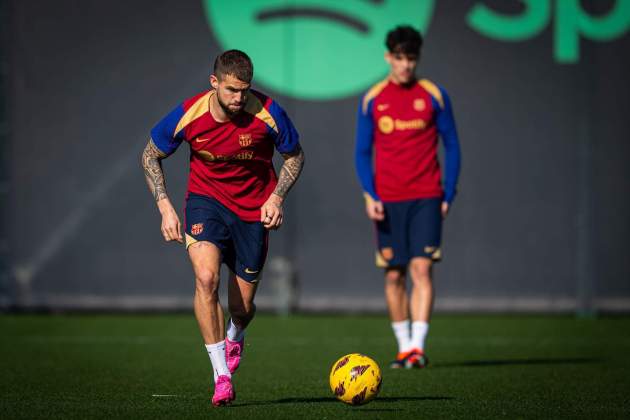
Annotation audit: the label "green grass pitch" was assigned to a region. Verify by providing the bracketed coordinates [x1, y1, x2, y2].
[1, 313, 629, 419]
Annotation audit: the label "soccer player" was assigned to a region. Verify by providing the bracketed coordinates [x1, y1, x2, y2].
[355, 26, 461, 368]
[141, 50, 304, 405]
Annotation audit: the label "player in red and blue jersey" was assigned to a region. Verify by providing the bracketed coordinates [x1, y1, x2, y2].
[355, 26, 461, 369]
[141, 50, 304, 406]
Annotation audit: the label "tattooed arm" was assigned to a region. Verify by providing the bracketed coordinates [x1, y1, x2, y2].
[142, 139, 168, 201]
[274, 145, 305, 199]
[141, 138, 183, 243]
[261, 145, 305, 230]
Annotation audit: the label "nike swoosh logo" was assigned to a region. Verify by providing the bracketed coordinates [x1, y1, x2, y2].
[244, 268, 259, 274]
[377, 104, 390, 111]
[195, 137, 211, 143]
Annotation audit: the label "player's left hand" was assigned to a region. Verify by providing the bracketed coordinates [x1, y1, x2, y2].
[261, 193, 284, 230]
[441, 201, 449, 218]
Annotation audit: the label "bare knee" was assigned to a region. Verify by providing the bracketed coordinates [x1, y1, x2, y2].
[385, 268, 405, 288]
[229, 300, 256, 322]
[409, 258, 432, 286]
[195, 269, 220, 297]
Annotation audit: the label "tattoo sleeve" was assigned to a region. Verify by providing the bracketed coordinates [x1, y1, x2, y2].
[273, 144, 305, 199]
[141, 138, 169, 201]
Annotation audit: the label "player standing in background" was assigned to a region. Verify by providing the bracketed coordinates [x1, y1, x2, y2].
[355, 26, 461, 368]
[141, 50, 304, 405]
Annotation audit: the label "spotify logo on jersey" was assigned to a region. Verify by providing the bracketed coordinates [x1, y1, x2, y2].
[202, 0, 435, 101]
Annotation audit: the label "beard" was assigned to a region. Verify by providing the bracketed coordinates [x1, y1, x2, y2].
[217, 92, 244, 117]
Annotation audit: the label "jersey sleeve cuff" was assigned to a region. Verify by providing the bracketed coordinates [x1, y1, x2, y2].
[363, 191, 381, 203]
[444, 190, 456, 204]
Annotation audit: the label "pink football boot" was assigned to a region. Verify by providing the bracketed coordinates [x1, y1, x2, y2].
[211, 375, 235, 406]
[225, 337, 244, 374]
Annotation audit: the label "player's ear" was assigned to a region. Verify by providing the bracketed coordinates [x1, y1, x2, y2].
[210, 74, 219, 89]
[384, 52, 392, 65]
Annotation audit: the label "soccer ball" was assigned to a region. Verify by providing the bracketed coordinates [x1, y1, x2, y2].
[329, 353, 382, 405]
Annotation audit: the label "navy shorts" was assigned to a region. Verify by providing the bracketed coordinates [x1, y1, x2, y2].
[184, 193, 268, 282]
[375, 197, 442, 268]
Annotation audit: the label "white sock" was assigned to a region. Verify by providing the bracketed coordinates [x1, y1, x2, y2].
[205, 341, 231, 382]
[391, 320, 411, 353]
[411, 321, 429, 351]
[226, 318, 245, 342]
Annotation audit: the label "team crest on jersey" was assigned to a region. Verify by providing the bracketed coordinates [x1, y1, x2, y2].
[414, 98, 426, 111]
[238, 133, 252, 147]
[191, 223, 204, 236]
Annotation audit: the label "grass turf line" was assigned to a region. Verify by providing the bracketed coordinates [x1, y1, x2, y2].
[1, 314, 629, 419]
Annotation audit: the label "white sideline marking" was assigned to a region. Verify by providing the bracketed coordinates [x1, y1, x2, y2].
[152, 394, 179, 398]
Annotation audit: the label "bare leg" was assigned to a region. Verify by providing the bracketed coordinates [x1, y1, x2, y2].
[409, 257, 434, 322]
[224, 271, 258, 373]
[384, 267, 409, 322]
[189, 242, 224, 343]
[227, 271, 258, 330]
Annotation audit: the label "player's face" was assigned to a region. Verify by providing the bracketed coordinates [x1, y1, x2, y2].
[385, 52, 418, 85]
[211, 74, 250, 115]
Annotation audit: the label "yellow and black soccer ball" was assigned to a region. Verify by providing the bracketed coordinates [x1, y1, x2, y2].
[329, 353, 382, 405]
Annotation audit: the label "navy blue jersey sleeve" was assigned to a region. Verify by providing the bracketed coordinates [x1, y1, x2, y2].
[268, 101, 300, 154]
[354, 97, 379, 201]
[150, 104, 186, 155]
[432, 86, 461, 204]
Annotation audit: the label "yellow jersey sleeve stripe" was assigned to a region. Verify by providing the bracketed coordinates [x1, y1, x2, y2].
[243, 94, 278, 133]
[419, 79, 444, 110]
[174, 91, 212, 136]
[362, 78, 389, 114]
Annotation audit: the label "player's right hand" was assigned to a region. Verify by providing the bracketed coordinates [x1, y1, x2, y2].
[441, 201, 450, 219]
[158, 199, 183, 243]
[260, 193, 284, 230]
[364, 195, 385, 221]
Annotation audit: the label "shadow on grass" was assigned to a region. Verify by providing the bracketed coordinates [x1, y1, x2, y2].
[231, 396, 453, 408]
[376, 397, 453, 402]
[434, 357, 599, 368]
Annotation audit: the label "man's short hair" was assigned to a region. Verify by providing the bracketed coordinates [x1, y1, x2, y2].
[385, 26, 423, 55]
[213, 49, 253, 83]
